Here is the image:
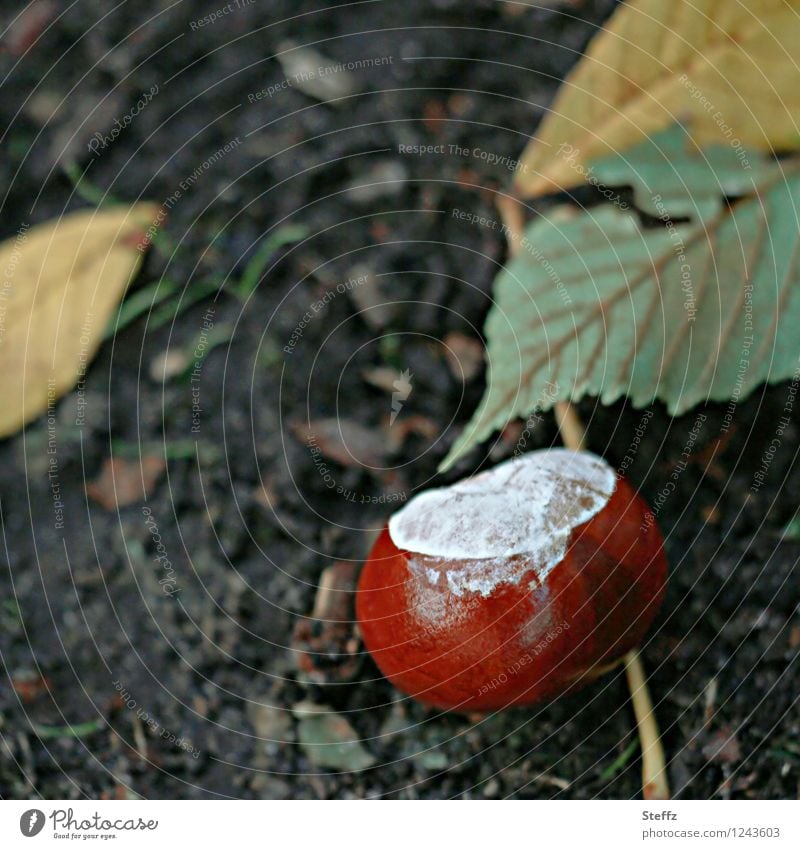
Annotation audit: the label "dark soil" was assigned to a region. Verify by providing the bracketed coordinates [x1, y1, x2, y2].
[1, 0, 798, 800]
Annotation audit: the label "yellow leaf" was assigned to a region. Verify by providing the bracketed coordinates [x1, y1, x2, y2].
[514, 0, 800, 198]
[0, 204, 159, 437]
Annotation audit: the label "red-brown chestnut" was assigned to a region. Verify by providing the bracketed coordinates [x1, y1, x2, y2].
[356, 449, 667, 712]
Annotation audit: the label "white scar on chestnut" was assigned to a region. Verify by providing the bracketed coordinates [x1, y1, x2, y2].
[388, 448, 616, 597]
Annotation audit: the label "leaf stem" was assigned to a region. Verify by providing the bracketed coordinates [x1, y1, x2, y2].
[496, 193, 525, 257]
[554, 401, 587, 451]
[497, 194, 589, 455]
[624, 648, 670, 800]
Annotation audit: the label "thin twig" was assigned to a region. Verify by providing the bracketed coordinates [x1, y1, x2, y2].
[554, 401, 587, 451]
[554, 376, 670, 800]
[624, 649, 670, 800]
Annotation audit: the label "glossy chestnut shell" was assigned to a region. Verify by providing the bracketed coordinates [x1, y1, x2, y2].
[356, 475, 667, 712]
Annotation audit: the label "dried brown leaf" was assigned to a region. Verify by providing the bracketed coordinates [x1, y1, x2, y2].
[291, 418, 386, 468]
[87, 455, 165, 510]
[442, 331, 484, 381]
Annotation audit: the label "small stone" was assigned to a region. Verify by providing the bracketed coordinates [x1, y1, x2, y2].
[293, 701, 376, 772]
[346, 265, 394, 329]
[277, 42, 360, 102]
[247, 701, 293, 742]
[150, 349, 188, 382]
[345, 161, 407, 204]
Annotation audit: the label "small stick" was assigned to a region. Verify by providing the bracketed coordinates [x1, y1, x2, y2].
[624, 649, 670, 800]
[495, 192, 670, 800]
[557, 400, 669, 801]
[554, 401, 587, 451]
[554, 394, 669, 801]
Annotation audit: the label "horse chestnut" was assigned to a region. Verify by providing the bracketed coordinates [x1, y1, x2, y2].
[356, 449, 667, 712]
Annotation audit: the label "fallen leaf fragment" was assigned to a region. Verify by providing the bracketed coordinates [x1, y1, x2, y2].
[291, 561, 361, 684]
[385, 414, 438, 453]
[291, 418, 386, 468]
[0, 204, 158, 437]
[345, 265, 394, 328]
[0, 1, 55, 56]
[442, 331, 484, 381]
[12, 673, 51, 703]
[87, 455, 166, 509]
[703, 728, 742, 765]
[247, 701, 294, 741]
[362, 366, 403, 394]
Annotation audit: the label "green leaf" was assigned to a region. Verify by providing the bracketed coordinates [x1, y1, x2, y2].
[232, 224, 308, 301]
[441, 146, 800, 471]
[600, 739, 639, 781]
[591, 125, 777, 224]
[33, 719, 105, 739]
[105, 277, 181, 339]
